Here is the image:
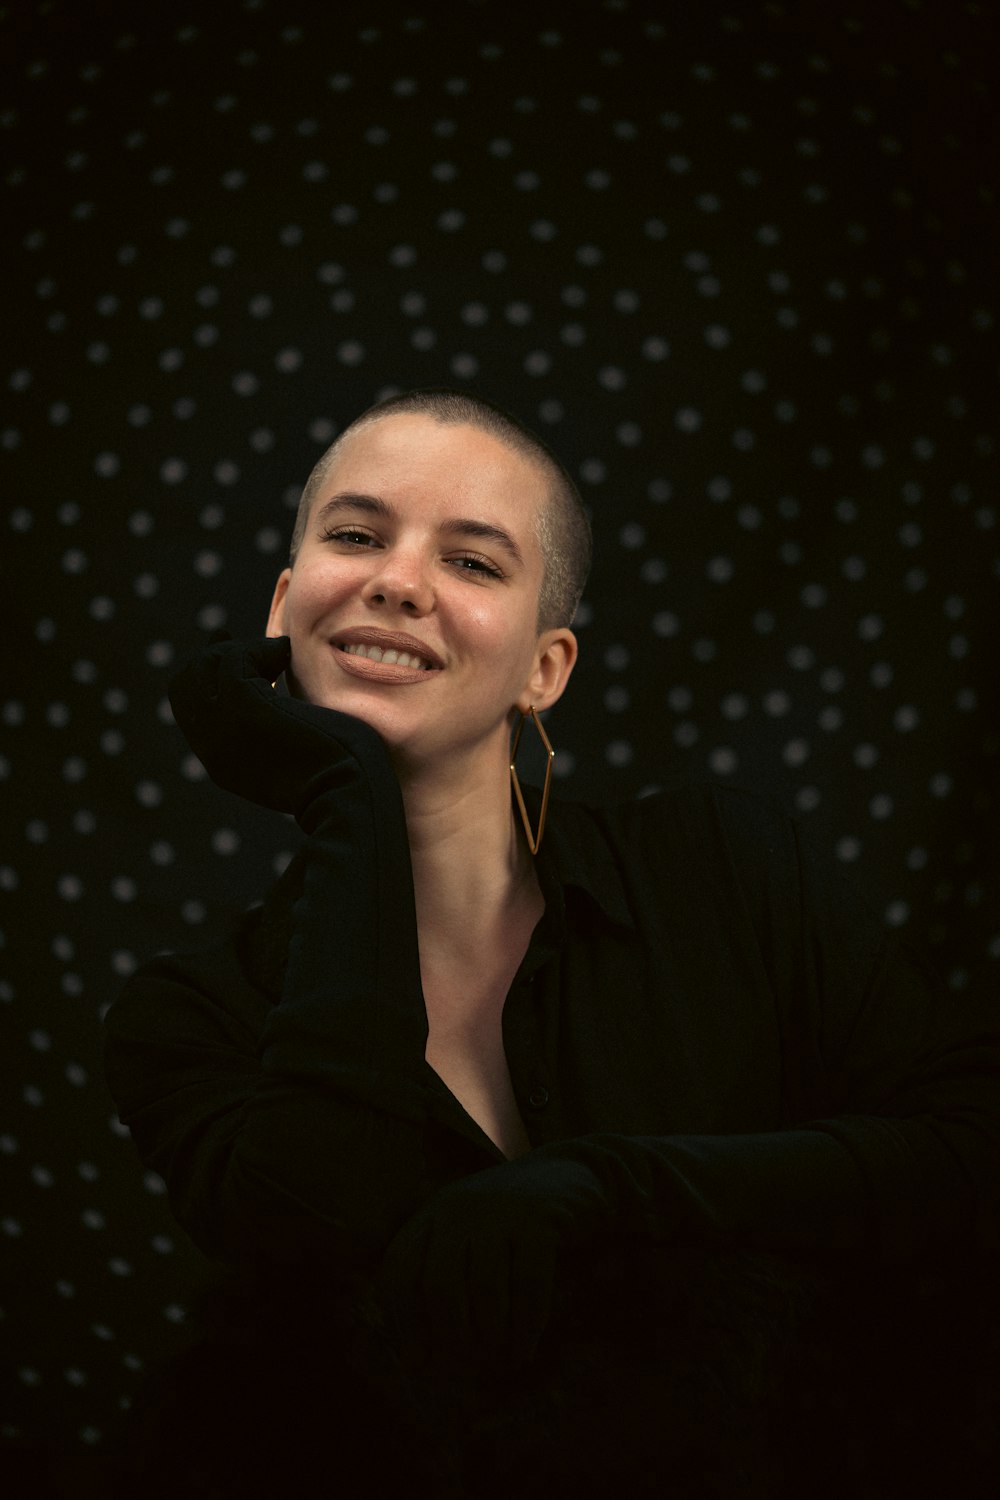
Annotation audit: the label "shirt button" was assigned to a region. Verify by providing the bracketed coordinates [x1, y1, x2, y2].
[527, 1086, 550, 1110]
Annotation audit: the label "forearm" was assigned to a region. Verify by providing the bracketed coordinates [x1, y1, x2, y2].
[105, 700, 444, 1268]
[105, 952, 458, 1270]
[542, 1104, 999, 1260]
[262, 758, 429, 1089]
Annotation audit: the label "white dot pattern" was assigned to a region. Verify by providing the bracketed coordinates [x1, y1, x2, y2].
[2, 0, 997, 1461]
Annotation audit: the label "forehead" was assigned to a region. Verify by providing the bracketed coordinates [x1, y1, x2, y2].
[319, 413, 549, 538]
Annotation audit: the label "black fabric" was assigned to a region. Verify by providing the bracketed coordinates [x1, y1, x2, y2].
[100, 1244, 1000, 1500]
[104, 773, 1000, 1274]
[101, 735, 1000, 1491]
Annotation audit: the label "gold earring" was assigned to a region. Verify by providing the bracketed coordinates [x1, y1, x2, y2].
[510, 706, 554, 856]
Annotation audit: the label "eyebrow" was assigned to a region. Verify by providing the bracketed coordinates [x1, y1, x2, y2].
[315, 492, 525, 566]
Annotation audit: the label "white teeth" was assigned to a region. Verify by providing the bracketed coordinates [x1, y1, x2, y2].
[341, 643, 431, 670]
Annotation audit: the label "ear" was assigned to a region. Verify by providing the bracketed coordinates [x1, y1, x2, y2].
[517, 628, 578, 716]
[266, 568, 291, 637]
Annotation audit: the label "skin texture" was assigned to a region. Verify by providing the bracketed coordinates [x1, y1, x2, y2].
[266, 412, 578, 788]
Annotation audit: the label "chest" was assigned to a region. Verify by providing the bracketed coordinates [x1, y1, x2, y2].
[425, 1007, 531, 1159]
[497, 922, 787, 1140]
[420, 885, 788, 1149]
[419, 889, 542, 1158]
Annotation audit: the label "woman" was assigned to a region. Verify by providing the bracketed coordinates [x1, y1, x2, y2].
[105, 390, 1000, 1496]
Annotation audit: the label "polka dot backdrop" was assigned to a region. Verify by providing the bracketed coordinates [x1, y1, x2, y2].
[2, 0, 998, 1472]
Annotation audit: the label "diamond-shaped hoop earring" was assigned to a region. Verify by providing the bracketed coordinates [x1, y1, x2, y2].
[510, 706, 554, 856]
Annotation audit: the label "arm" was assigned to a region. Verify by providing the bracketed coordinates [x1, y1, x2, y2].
[104, 636, 475, 1270]
[547, 903, 1000, 1259]
[563, 791, 1000, 1257]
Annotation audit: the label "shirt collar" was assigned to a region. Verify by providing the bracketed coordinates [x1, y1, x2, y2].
[251, 783, 636, 998]
[520, 783, 635, 931]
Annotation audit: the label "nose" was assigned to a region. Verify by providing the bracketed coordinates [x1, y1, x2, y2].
[360, 542, 434, 616]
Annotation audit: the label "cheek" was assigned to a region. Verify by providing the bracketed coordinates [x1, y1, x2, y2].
[463, 607, 539, 685]
[454, 582, 535, 640]
[459, 595, 501, 637]
[281, 561, 356, 633]
[452, 601, 523, 671]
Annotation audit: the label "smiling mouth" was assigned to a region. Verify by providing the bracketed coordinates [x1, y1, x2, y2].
[336, 643, 437, 671]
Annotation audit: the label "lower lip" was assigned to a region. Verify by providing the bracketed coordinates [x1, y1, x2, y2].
[332, 646, 439, 685]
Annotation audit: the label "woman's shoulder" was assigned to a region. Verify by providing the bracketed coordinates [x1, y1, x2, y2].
[541, 779, 803, 927]
[554, 778, 796, 868]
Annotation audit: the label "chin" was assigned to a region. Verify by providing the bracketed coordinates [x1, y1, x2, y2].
[292, 673, 411, 748]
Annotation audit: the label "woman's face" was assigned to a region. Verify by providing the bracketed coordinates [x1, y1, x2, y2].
[267, 413, 577, 774]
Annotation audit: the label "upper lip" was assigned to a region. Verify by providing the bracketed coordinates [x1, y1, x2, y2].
[331, 626, 445, 669]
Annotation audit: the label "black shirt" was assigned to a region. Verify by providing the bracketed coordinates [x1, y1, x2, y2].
[104, 771, 1000, 1274]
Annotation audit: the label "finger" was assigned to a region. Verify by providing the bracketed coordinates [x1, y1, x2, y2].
[244, 634, 291, 684]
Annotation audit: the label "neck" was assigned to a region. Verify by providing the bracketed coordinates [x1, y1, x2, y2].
[395, 739, 536, 943]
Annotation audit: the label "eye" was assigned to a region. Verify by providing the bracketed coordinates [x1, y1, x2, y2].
[320, 526, 380, 548]
[447, 553, 505, 581]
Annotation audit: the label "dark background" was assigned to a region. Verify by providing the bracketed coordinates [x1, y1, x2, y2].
[2, 0, 997, 1467]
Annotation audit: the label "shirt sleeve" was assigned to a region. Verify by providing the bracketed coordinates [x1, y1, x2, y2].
[541, 793, 1000, 1262]
[103, 729, 469, 1271]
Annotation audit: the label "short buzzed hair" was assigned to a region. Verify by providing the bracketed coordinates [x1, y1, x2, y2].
[289, 389, 592, 629]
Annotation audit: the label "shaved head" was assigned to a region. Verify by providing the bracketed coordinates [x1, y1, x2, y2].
[290, 389, 592, 629]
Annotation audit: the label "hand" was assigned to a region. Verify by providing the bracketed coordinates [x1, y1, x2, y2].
[167, 634, 388, 819]
[378, 1152, 613, 1369]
